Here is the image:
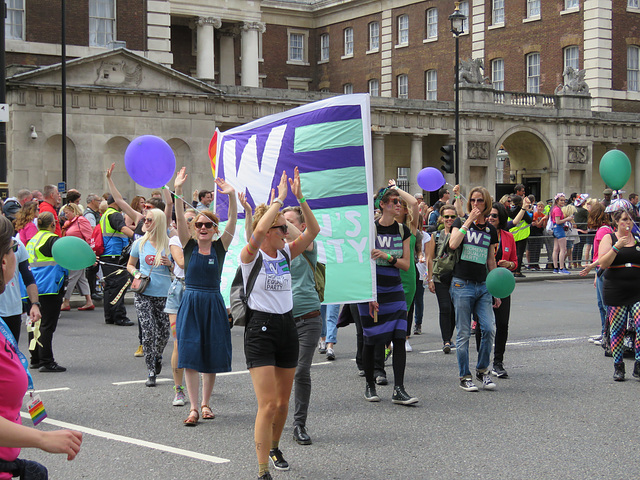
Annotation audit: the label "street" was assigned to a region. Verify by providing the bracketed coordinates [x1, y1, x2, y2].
[17, 277, 634, 480]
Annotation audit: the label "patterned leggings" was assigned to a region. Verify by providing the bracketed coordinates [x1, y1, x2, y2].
[607, 303, 640, 364]
[134, 294, 170, 374]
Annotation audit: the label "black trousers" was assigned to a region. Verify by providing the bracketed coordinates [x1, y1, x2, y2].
[515, 238, 528, 273]
[352, 304, 385, 378]
[100, 258, 130, 324]
[434, 279, 456, 344]
[28, 291, 63, 366]
[85, 263, 99, 296]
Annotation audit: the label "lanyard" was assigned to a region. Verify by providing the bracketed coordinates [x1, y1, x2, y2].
[0, 317, 34, 390]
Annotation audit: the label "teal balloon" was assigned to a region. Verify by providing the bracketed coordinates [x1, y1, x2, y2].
[599, 149, 631, 190]
[52, 236, 96, 270]
[486, 267, 516, 299]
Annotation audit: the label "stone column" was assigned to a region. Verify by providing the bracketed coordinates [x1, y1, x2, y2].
[196, 17, 221, 81]
[219, 30, 236, 86]
[409, 135, 423, 194]
[372, 133, 386, 190]
[241, 22, 266, 87]
[634, 145, 640, 195]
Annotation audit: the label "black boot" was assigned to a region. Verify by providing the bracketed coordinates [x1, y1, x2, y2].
[633, 361, 640, 379]
[613, 362, 625, 382]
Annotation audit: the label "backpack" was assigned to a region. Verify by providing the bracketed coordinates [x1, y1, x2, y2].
[229, 249, 290, 327]
[431, 231, 460, 279]
[89, 224, 104, 256]
[301, 252, 326, 302]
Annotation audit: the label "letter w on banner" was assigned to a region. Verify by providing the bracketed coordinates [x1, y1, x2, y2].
[214, 94, 376, 304]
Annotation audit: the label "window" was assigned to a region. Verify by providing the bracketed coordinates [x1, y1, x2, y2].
[426, 9, 438, 39]
[6, 0, 24, 40]
[492, 0, 505, 25]
[397, 74, 408, 98]
[89, 0, 115, 47]
[344, 27, 353, 56]
[288, 30, 309, 63]
[368, 79, 379, 97]
[526, 53, 540, 93]
[629, 0, 639, 8]
[629, 46, 639, 92]
[527, 0, 541, 18]
[460, 1, 469, 33]
[343, 83, 353, 95]
[368, 21, 379, 51]
[564, 46, 579, 70]
[425, 70, 437, 100]
[398, 14, 409, 45]
[565, 0, 579, 9]
[320, 34, 329, 61]
[492, 58, 504, 91]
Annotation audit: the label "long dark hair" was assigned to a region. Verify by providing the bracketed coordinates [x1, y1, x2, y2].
[492, 202, 509, 231]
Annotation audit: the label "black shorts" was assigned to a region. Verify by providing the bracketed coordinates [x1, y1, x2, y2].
[244, 310, 299, 369]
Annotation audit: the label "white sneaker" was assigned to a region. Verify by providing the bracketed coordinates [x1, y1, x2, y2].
[326, 347, 335, 360]
[172, 385, 186, 406]
[589, 335, 603, 344]
[405, 339, 412, 352]
[476, 372, 496, 390]
[318, 339, 327, 354]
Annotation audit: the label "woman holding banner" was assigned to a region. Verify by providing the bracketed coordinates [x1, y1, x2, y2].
[173, 167, 237, 426]
[359, 185, 419, 405]
[240, 168, 319, 480]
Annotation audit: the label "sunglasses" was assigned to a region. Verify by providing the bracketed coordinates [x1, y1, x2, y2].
[388, 198, 401, 205]
[488, 213, 499, 218]
[143, 218, 153, 224]
[195, 221, 214, 229]
[142, 204, 154, 210]
[270, 225, 288, 234]
[9, 240, 18, 253]
[470, 198, 485, 203]
[442, 215, 456, 219]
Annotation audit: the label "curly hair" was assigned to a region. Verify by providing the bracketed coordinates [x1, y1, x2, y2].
[13, 201, 39, 231]
[252, 204, 282, 232]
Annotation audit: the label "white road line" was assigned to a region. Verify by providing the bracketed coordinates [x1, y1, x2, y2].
[20, 413, 230, 464]
[24, 387, 70, 395]
[419, 336, 588, 354]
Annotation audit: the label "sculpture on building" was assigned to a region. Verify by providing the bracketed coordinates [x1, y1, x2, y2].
[95, 61, 143, 88]
[555, 67, 589, 94]
[458, 58, 489, 85]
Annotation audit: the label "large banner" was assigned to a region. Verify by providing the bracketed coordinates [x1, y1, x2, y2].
[214, 94, 376, 305]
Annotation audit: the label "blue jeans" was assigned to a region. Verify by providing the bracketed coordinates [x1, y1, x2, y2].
[450, 277, 496, 379]
[595, 271, 607, 335]
[320, 304, 328, 338]
[323, 304, 340, 344]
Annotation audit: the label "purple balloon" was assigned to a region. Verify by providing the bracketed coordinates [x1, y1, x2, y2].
[124, 135, 176, 189]
[417, 167, 446, 192]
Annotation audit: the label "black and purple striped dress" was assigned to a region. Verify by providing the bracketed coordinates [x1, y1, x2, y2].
[358, 220, 409, 345]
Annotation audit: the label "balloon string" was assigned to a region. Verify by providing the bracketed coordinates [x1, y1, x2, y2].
[163, 185, 220, 228]
[444, 183, 468, 202]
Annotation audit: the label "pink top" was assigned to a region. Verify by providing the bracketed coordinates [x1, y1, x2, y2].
[0, 330, 29, 476]
[18, 222, 38, 246]
[551, 206, 564, 224]
[63, 215, 92, 243]
[593, 225, 614, 262]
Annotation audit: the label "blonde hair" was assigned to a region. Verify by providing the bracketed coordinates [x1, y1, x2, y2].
[138, 208, 170, 267]
[64, 203, 83, 217]
[189, 211, 220, 240]
[252, 204, 282, 232]
[562, 205, 577, 217]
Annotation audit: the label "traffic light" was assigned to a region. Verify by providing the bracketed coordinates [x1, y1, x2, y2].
[440, 145, 455, 174]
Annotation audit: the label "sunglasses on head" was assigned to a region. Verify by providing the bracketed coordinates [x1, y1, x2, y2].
[270, 225, 288, 234]
[195, 221, 214, 229]
[442, 215, 456, 219]
[488, 213, 499, 218]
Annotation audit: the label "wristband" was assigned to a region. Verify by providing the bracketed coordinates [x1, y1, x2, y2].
[389, 256, 398, 266]
[612, 246, 620, 254]
[459, 227, 467, 235]
[387, 254, 392, 262]
[32, 302, 41, 308]
[174, 194, 183, 199]
[273, 198, 283, 206]
[299, 196, 307, 204]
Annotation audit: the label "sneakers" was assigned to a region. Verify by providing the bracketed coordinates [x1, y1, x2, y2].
[134, 345, 144, 357]
[318, 339, 327, 354]
[257, 473, 273, 480]
[375, 375, 388, 386]
[364, 383, 380, 402]
[413, 325, 422, 335]
[559, 268, 571, 274]
[326, 347, 335, 361]
[459, 378, 479, 392]
[405, 339, 413, 352]
[269, 448, 289, 471]
[589, 335, 603, 344]
[391, 385, 418, 405]
[38, 362, 66, 373]
[553, 269, 559, 274]
[443, 343, 451, 354]
[145, 371, 157, 387]
[475, 371, 496, 390]
[358, 369, 365, 377]
[614, 362, 625, 382]
[172, 385, 186, 406]
[492, 362, 508, 378]
[384, 346, 392, 362]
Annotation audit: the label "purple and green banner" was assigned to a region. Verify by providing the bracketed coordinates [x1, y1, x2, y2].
[214, 94, 376, 304]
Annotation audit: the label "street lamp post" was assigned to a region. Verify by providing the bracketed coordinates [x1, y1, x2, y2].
[449, 2, 466, 186]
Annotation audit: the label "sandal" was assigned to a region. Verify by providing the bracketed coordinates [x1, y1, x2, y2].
[183, 409, 199, 427]
[201, 404, 215, 420]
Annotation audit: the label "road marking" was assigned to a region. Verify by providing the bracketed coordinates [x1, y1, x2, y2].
[418, 336, 588, 354]
[20, 413, 230, 464]
[24, 387, 70, 395]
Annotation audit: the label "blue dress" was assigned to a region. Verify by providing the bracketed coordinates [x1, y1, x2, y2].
[176, 240, 231, 373]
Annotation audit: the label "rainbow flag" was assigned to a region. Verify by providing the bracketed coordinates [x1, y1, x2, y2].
[28, 395, 47, 426]
[208, 129, 219, 179]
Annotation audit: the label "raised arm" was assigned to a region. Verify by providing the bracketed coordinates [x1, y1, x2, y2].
[173, 167, 191, 247]
[238, 191, 253, 243]
[450, 208, 481, 250]
[106, 163, 143, 224]
[287, 167, 320, 260]
[162, 186, 173, 227]
[216, 177, 237, 250]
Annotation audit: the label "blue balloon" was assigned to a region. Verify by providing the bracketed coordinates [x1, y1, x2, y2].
[124, 135, 176, 189]
[417, 167, 446, 192]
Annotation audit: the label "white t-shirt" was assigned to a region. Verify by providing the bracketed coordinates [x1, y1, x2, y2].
[169, 235, 185, 279]
[241, 244, 292, 314]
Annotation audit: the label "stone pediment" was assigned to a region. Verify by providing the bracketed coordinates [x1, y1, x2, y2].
[7, 48, 222, 96]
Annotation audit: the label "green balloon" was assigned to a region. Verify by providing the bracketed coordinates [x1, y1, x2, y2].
[52, 236, 96, 270]
[486, 267, 516, 299]
[599, 149, 631, 190]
